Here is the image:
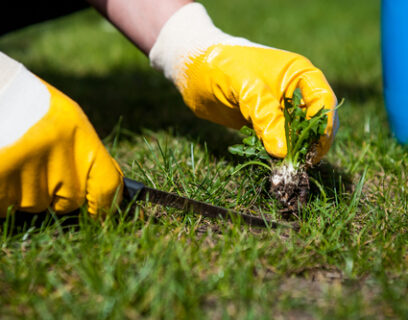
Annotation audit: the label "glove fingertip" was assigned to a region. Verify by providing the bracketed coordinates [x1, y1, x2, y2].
[86, 155, 124, 216]
[263, 136, 287, 159]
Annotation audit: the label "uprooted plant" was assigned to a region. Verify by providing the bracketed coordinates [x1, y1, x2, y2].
[229, 88, 336, 212]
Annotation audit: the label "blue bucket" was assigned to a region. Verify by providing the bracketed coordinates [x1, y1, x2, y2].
[382, 0, 408, 144]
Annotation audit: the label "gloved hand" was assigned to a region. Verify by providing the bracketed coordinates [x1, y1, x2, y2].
[0, 53, 123, 217]
[150, 3, 338, 159]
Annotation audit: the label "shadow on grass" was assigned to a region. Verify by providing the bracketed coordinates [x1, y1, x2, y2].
[332, 80, 382, 104]
[37, 68, 241, 159]
[0, 211, 80, 236]
[309, 161, 354, 200]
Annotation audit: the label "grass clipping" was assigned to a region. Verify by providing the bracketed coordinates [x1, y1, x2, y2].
[229, 88, 330, 212]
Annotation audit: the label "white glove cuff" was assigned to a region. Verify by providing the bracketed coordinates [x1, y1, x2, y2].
[0, 52, 21, 93]
[0, 52, 50, 148]
[149, 3, 233, 83]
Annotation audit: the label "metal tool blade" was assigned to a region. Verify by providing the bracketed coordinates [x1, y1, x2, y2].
[123, 178, 279, 228]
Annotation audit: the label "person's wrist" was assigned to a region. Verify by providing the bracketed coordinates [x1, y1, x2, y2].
[144, 0, 194, 53]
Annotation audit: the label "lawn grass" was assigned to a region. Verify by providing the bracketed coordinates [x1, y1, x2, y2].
[1, 0, 408, 319]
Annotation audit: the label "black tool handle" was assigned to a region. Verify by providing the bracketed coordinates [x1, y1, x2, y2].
[123, 178, 145, 200]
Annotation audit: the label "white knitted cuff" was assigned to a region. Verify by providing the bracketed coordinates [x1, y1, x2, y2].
[0, 52, 50, 148]
[0, 51, 21, 95]
[149, 3, 259, 84]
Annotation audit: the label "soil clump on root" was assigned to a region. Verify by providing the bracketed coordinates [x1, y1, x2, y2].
[269, 165, 310, 213]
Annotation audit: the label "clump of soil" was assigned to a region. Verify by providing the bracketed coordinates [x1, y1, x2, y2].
[269, 144, 318, 213]
[269, 164, 310, 212]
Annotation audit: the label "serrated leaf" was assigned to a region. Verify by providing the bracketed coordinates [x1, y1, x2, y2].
[243, 146, 257, 156]
[240, 126, 254, 136]
[292, 88, 302, 108]
[258, 149, 270, 160]
[228, 145, 245, 156]
[255, 139, 264, 149]
[283, 103, 292, 154]
[311, 124, 319, 135]
[318, 121, 327, 135]
[313, 106, 326, 118]
[243, 136, 257, 146]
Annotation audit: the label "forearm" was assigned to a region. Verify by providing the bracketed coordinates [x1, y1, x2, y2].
[87, 0, 193, 55]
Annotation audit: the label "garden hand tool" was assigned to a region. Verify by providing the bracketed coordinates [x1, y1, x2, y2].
[123, 177, 283, 228]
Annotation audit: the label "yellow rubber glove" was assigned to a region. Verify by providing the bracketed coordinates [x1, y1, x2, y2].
[150, 3, 338, 159]
[0, 53, 123, 217]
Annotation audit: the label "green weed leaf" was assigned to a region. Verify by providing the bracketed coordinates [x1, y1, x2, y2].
[228, 145, 245, 156]
[243, 146, 257, 156]
[243, 136, 257, 146]
[240, 126, 254, 136]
